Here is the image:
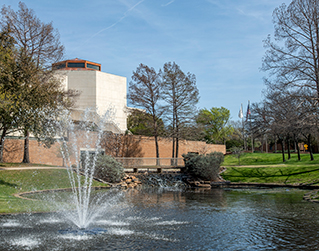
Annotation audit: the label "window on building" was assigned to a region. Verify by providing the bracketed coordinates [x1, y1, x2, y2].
[53, 63, 66, 70]
[67, 62, 85, 68]
[87, 63, 100, 71]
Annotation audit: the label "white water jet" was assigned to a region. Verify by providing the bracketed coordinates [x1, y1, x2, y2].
[51, 107, 121, 229]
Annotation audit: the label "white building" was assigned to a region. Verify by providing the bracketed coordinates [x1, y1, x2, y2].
[53, 58, 127, 133]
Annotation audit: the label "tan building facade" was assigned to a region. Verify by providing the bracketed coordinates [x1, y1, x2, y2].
[54, 58, 127, 133]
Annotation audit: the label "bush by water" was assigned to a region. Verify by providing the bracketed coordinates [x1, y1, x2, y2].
[95, 155, 125, 183]
[183, 152, 224, 181]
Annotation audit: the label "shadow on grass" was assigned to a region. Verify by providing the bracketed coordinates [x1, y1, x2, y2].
[224, 167, 319, 179]
[0, 179, 17, 187]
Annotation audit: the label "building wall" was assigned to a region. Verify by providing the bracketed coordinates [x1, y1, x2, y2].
[56, 70, 127, 132]
[3, 136, 225, 166]
[3, 138, 64, 166]
[96, 71, 127, 131]
[139, 136, 226, 157]
[62, 71, 97, 109]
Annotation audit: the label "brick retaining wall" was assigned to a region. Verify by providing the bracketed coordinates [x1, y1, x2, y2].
[3, 135, 225, 165]
[138, 136, 225, 157]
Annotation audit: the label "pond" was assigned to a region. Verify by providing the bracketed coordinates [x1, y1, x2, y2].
[1, 188, 319, 250]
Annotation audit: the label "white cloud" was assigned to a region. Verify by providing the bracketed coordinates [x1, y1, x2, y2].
[161, 0, 175, 7]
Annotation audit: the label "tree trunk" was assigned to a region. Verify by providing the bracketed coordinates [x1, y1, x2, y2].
[175, 121, 179, 165]
[251, 136, 254, 153]
[171, 136, 175, 166]
[244, 135, 247, 151]
[265, 135, 268, 153]
[155, 135, 160, 166]
[294, 134, 300, 161]
[0, 127, 7, 163]
[261, 137, 264, 153]
[274, 135, 277, 153]
[175, 138, 179, 157]
[280, 138, 285, 162]
[22, 130, 30, 163]
[153, 118, 160, 165]
[307, 134, 314, 161]
[296, 140, 301, 161]
[286, 137, 291, 160]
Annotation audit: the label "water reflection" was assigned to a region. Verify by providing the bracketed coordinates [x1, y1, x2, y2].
[1, 188, 319, 250]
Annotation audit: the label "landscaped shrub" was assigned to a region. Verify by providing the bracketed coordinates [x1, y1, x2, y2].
[182, 152, 224, 181]
[94, 155, 125, 183]
[230, 146, 244, 165]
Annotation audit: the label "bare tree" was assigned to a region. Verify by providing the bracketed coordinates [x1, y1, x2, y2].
[262, 0, 319, 99]
[0, 27, 19, 162]
[0, 2, 72, 163]
[128, 63, 163, 161]
[252, 85, 318, 162]
[100, 132, 143, 158]
[0, 2, 64, 68]
[161, 62, 199, 160]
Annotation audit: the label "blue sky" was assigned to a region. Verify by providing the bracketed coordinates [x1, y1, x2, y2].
[2, 0, 291, 121]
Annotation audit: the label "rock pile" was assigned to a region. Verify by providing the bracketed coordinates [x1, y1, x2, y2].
[110, 170, 227, 189]
[135, 173, 189, 188]
[114, 175, 143, 188]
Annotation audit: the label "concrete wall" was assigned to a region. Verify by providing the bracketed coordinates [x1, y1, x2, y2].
[56, 70, 127, 132]
[96, 71, 127, 131]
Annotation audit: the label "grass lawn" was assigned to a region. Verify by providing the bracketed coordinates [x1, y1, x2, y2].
[0, 169, 108, 214]
[223, 152, 319, 166]
[0, 162, 56, 167]
[222, 152, 319, 185]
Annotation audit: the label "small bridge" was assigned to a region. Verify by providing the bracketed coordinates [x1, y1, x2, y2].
[114, 157, 185, 173]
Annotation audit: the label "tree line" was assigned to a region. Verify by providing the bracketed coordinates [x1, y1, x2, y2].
[128, 62, 234, 159]
[247, 0, 319, 162]
[0, 2, 235, 164]
[0, 2, 78, 163]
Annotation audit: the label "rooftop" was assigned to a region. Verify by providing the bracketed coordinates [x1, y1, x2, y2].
[52, 58, 101, 71]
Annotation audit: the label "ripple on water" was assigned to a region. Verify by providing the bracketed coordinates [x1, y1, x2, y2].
[96, 220, 129, 226]
[9, 237, 40, 250]
[155, 220, 189, 226]
[60, 234, 93, 241]
[107, 228, 135, 235]
[2, 220, 21, 227]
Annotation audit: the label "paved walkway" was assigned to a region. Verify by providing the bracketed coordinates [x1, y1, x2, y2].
[0, 166, 65, 170]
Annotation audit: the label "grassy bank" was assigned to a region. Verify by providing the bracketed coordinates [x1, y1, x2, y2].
[0, 162, 56, 167]
[223, 152, 319, 166]
[0, 169, 108, 214]
[222, 153, 319, 185]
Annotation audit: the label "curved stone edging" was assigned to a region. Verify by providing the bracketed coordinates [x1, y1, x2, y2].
[303, 190, 319, 203]
[210, 182, 319, 189]
[14, 186, 111, 201]
[211, 181, 319, 203]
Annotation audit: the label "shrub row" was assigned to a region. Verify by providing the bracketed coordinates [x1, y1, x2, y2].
[182, 152, 224, 181]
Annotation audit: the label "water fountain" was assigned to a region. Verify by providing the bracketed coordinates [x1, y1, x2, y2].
[1, 109, 319, 250]
[50, 108, 124, 232]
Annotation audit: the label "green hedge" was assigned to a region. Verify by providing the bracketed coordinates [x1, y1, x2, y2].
[182, 152, 224, 181]
[95, 155, 124, 183]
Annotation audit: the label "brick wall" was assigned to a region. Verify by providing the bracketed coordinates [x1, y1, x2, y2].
[138, 136, 226, 158]
[3, 135, 225, 165]
[3, 138, 64, 166]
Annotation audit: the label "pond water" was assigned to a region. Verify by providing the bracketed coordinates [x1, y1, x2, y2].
[1, 188, 319, 250]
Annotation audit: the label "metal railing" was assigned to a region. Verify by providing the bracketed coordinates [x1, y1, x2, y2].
[114, 157, 184, 169]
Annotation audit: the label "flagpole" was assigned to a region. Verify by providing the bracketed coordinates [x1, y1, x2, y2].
[249, 100, 254, 153]
[242, 104, 245, 151]
[238, 103, 245, 150]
